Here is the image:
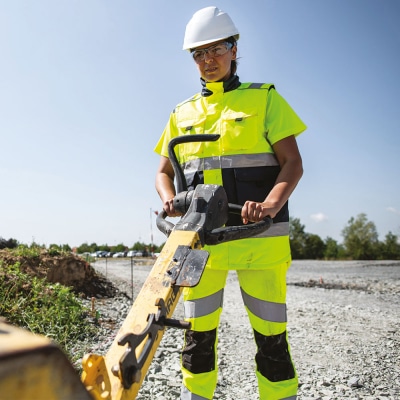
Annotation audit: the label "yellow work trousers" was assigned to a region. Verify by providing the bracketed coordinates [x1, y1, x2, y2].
[180, 263, 298, 400]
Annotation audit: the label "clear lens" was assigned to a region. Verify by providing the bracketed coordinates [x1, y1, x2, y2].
[192, 42, 233, 63]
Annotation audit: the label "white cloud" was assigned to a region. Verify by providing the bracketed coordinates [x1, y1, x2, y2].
[310, 212, 328, 222]
[387, 207, 400, 216]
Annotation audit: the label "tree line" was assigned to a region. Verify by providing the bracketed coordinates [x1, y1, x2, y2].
[0, 238, 163, 256]
[1, 213, 399, 260]
[290, 213, 400, 260]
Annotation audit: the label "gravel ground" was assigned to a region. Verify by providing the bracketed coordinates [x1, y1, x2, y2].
[79, 259, 400, 399]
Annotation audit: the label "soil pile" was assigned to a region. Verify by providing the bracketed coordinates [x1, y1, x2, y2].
[0, 249, 117, 298]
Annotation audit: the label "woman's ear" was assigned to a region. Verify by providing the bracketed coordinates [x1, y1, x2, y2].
[231, 45, 237, 60]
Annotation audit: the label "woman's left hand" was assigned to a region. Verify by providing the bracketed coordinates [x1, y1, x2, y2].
[241, 201, 276, 224]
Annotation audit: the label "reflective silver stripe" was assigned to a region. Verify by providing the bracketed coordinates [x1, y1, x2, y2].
[182, 153, 279, 173]
[181, 385, 209, 400]
[184, 289, 224, 319]
[252, 221, 289, 238]
[248, 82, 264, 89]
[240, 288, 287, 323]
[281, 396, 297, 400]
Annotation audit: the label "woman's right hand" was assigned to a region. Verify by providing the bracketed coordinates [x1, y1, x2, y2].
[163, 198, 182, 218]
[156, 156, 182, 217]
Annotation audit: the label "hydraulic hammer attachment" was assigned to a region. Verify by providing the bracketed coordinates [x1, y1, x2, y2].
[81, 134, 272, 399]
[81, 182, 231, 399]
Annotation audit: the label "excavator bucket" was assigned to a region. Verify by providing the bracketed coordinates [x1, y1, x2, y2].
[0, 320, 92, 400]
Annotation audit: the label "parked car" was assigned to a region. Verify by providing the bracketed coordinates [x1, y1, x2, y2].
[127, 250, 137, 257]
[135, 251, 143, 257]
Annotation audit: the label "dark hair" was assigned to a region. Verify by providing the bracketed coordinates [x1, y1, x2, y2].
[225, 36, 238, 75]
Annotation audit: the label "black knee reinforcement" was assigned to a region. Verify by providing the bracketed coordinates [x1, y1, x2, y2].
[254, 330, 295, 382]
[182, 329, 217, 374]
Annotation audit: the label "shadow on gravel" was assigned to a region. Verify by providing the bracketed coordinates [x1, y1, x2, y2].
[289, 279, 369, 291]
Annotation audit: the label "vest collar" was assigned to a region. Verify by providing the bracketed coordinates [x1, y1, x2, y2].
[201, 74, 241, 97]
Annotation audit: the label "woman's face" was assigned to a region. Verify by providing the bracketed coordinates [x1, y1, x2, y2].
[192, 40, 237, 82]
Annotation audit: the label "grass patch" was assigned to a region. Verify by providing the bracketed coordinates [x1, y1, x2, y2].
[0, 256, 95, 362]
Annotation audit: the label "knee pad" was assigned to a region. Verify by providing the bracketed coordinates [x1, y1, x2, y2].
[182, 329, 217, 374]
[254, 330, 295, 382]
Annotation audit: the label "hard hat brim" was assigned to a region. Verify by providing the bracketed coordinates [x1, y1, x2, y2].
[183, 33, 239, 51]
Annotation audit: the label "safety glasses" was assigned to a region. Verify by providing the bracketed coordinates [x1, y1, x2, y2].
[191, 42, 233, 63]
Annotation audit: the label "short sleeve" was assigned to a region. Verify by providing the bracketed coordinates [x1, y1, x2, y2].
[154, 111, 177, 158]
[265, 89, 307, 146]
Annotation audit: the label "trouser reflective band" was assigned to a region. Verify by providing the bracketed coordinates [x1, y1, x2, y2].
[254, 330, 295, 382]
[184, 289, 224, 319]
[181, 385, 210, 400]
[181, 271, 226, 399]
[241, 287, 287, 323]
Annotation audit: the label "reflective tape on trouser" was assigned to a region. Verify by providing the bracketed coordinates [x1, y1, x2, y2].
[184, 289, 224, 319]
[181, 384, 211, 400]
[240, 287, 287, 323]
[183, 269, 227, 331]
[236, 266, 289, 336]
[181, 269, 227, 399]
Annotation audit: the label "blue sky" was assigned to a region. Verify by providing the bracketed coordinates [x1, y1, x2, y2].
[1, 1, 399, 248]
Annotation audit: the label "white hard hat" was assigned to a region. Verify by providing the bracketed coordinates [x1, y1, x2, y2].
[183, 6, 240, 51]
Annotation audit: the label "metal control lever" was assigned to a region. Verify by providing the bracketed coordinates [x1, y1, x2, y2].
[156, 185, 272, 246]
[157, 133, 272, 245]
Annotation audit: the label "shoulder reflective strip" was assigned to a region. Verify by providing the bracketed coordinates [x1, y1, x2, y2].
[183, 153, 279, 173]
[184, 289, 224, 319]
[248, 83, 264, 89]
[181, 386, 209, 400]
[252, 222, 289, 238]
[242, 83, 275, 90]
[240, 287, 287, 323]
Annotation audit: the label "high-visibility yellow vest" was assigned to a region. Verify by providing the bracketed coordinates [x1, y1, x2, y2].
[155, 80, 306, 269]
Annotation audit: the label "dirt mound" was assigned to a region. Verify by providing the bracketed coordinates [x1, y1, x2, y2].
[0, 249, 118, 298]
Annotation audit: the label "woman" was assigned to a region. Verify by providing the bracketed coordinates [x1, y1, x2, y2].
[154, 6, 306, 400]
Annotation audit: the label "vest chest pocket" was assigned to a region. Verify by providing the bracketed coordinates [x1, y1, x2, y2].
[221, 110, 260, 151]
[176, 117, 206, 158]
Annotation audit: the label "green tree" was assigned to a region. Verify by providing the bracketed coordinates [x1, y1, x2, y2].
[48, 243, 72, 253]
[341, 213, 379, 260]
[304, 234, 325, 259]
[324, 236, 339, 259]
[0, 237, 18, 249]
[154, 242, 165, 253]
[76, 242, 92, 254]
[289, 217, 307, 259]
[111, 243, 127, 253]
[131, 241, 147, 251]
[380, 232, 400, 260]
